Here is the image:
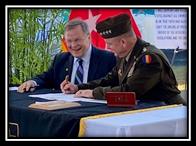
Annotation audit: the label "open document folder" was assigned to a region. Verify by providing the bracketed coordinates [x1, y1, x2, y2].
[29, 93, 107, 104]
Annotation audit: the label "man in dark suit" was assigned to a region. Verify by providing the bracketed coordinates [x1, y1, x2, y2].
[61, 13, 187, 106]
[17, 19, 116, 93]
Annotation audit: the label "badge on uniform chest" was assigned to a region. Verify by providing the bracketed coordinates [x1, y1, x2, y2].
[127, 61, 136, 77]
[106, 92, 137, 107]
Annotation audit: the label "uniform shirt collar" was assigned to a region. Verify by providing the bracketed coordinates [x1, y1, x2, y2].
[125, 50, 132, 62]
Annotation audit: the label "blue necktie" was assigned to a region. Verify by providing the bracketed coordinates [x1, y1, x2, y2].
[75, 59, 83, 84]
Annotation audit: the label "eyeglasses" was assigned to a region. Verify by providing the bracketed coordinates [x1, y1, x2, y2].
[66, 35, 87, 45]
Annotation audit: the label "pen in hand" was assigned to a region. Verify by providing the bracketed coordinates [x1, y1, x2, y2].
[62, 75, 70, 93]
[65, 75, 69, 84]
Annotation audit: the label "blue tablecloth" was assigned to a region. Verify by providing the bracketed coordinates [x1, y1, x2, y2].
[8, 88, 167, 138]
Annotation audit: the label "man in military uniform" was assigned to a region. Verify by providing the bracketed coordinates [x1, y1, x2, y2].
[60, 13, 187, 105]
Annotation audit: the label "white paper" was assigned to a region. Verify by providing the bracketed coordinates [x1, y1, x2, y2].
[29, 93, 107, 104]
[9, 86, 18, 91]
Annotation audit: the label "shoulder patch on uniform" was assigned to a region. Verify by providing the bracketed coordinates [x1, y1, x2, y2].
[142, 54, 152, 64]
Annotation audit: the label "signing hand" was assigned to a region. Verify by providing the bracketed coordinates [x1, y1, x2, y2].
[60, 81, 78, 94]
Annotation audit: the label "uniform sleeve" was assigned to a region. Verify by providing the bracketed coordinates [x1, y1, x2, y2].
[78, 66, 119, 90]
[92, 53, 163, 100]
[126, 53, 163, 98]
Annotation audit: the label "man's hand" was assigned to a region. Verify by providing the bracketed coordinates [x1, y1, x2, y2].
[17, 80, 36, 93]
[60, 80, 78, 94]
[74, 90, 93, 98]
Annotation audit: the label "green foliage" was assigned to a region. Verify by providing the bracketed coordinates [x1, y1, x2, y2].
[172, 65, 187, 87]
[9, 9, 69, 84]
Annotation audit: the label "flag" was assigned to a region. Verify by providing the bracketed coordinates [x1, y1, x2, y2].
[61, 35, 69, 52]
[61, 9, 141, 52]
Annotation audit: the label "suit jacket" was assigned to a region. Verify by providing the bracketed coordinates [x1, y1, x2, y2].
[30, 45, 116, 90]
[78, 38, 186, 105]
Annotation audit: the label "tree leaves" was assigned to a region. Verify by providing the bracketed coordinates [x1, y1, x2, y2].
[9, 9, 68, 84]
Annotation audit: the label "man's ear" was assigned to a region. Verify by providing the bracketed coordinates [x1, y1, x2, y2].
[121, 38, 126, 48]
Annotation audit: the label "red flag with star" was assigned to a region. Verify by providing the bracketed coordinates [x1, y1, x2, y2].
[61, 9, 141, 52]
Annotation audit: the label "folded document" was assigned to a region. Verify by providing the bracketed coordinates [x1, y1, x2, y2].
[28, 100, 81, 110]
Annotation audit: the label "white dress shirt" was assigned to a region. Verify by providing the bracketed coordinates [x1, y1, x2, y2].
[71, 44, 92, 84]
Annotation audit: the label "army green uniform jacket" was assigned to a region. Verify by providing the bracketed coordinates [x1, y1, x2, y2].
[78, 37, 187, 105]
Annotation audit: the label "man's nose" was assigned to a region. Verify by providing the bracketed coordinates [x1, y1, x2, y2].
[70, 41, 78, 47]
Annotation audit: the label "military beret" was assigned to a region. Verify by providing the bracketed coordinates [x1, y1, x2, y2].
[96, 13, 132, 39]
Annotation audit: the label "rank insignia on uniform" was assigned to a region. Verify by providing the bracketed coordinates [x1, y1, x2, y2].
[142, 55, 152, 64]
[127, 61, 136, 77]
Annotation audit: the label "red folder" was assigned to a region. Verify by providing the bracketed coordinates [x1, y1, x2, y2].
[106, 92, 137, 107]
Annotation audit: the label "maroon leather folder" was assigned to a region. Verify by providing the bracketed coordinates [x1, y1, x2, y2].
[106, 92, 137, 107]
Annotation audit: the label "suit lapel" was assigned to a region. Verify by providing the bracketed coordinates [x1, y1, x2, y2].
[88, 46, 99, 81]
[63, 55, 74, 81]
[119, 56, 135, 85]
[119, 38, 145, 85]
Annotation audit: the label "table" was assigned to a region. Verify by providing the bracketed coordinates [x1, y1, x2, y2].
[80, 105, 187, 137]
[8, 88, 176, 138]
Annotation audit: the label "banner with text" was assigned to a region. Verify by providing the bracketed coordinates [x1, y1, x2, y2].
[154, 9, 187, 49]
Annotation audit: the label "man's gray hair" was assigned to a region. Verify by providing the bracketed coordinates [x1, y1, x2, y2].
[64, 19, 90, 35]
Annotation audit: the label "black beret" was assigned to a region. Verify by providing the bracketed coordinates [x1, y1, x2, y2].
[96, 13, 132, 39]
